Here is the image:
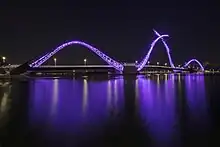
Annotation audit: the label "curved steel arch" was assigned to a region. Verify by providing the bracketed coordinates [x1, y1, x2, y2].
[29, 41, 124, 71]
[183, 59, 205, 71]
[153, 30, 175, 68]
[137, 34, 169, 71]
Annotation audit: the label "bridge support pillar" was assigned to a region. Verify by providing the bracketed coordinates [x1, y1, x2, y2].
[123, 66, 138, 74]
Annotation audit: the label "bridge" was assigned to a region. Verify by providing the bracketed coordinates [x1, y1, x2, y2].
[3, 64, 188, 71]
[2, 64, 186, 69]
[2, 30, 205, 75]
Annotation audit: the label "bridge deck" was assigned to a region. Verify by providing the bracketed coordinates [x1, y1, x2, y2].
[2, 64, 196, 75]
[3, 64, 185, 69]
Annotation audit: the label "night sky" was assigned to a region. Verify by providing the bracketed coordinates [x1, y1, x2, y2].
[0, 1, 220, 65]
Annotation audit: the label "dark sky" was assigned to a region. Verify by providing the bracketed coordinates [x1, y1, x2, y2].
[0, 1, 220, 65]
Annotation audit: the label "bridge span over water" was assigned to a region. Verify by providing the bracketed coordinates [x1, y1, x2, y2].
[6, 30, 205, 75]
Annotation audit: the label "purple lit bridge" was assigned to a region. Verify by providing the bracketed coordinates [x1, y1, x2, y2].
[9, 30, 205, 75]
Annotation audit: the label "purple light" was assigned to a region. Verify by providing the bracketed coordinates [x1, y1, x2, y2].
[27, 33, 205, 73]
[184, 75, 210, 133]
[137, 77, 178, 146]
[183, 59, 204, 71]
[137, 30, 205, 72]
[28, 78, 125, 140]
[153, 30, 175, 68]
[29, 41, 124, 72]
[31, 53, 50, 66]
[137, 34, 169, 71]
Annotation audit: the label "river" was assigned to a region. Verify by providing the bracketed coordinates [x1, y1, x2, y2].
[0, 74, 219, 147]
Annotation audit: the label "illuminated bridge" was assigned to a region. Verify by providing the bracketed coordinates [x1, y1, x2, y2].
[8, 30, 205, 75]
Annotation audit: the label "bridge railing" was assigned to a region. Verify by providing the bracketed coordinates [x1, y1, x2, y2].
[2, 64, 185, 70]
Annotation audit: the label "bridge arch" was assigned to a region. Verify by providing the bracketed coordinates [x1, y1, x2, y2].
[29, 41, 124, 71]
[137, 34, 169, 71]
[183, 59, 205, 71]
[153, 30, 175, 69]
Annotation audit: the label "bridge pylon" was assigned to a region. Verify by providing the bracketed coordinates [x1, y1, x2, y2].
[10, 62, 31, 75]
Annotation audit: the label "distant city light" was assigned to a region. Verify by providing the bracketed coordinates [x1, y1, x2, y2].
[84, 58, 87, 65]
[53, 58, 57, 66]
[2, 56, 6, 63]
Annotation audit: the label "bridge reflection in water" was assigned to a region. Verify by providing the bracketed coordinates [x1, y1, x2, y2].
[0, 75, 212, 146]
[135, 74, 209, 147]
[28, 77, 125, 139]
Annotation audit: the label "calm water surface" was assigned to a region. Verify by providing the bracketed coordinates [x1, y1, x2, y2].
[0, 75, 220, 147]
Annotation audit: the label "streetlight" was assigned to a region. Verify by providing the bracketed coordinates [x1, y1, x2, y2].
[2, 56, 6, 63]
[157, 62, 159, 65]
[147, 61, 150, 64]
[135, 61, 138, 64]
[53, 58, 57, 66]
[84, 58, 87, 65]
[164, 63, 167, 66]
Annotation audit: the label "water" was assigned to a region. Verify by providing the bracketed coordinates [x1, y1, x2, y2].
[0, 74, 220, 147]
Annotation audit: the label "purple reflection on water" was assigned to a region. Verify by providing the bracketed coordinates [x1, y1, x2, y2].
[28, 77, 124, 142]
[137, 75, 179, 146]
[107, 77, 124, 117]
[184, 74, 209, 134]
